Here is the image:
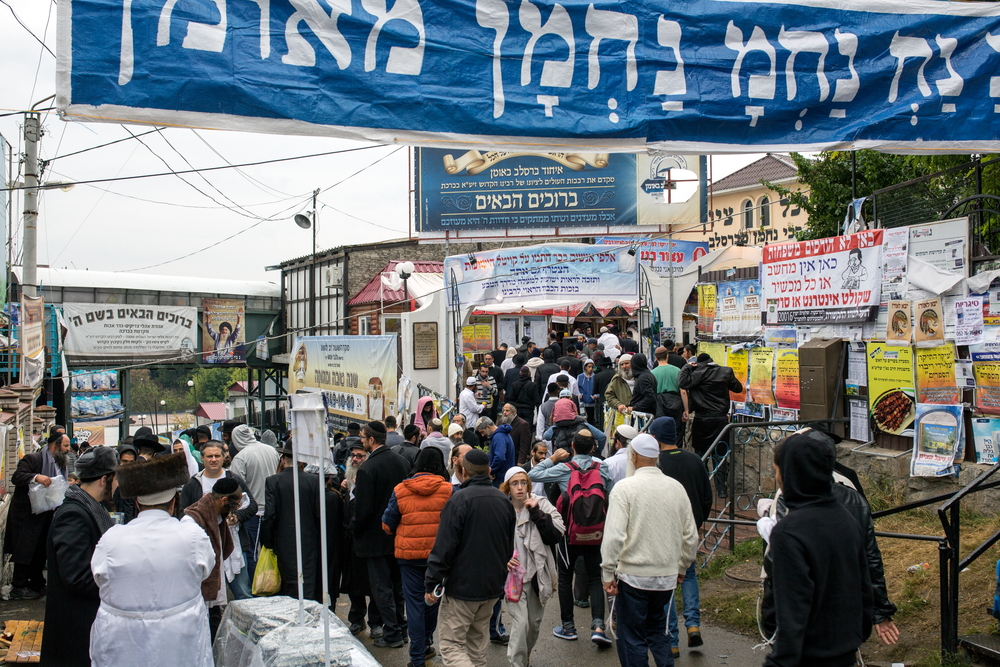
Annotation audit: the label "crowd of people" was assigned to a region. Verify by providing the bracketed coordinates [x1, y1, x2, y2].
[5, 327, 902, 667]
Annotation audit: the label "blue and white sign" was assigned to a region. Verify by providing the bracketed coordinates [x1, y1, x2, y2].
[444, 243, 638, 309]
[58, 0, 1000, 152]
[595, 237, 708, 275]
[417, 149, 637, 231]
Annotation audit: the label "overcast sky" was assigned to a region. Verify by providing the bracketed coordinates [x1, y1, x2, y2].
[0, 0, 762, 284]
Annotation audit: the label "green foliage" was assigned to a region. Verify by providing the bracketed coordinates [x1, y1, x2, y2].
[128, 366, 248, 415]
[700, 537, 765, 580]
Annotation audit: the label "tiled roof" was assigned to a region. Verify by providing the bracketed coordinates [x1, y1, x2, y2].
[195, 402, 227, 421]
[712, 154, 799, 193]
[347, 261, 443, 306]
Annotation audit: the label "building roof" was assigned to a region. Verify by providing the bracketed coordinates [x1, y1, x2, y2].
[195, 402, 227, 421]
[12, 266, 280, 298]
[712, 154, 798, 194]
[228, 380, 258, 394]
[347, 261, 444, 306]
[277, 237, 413, 269]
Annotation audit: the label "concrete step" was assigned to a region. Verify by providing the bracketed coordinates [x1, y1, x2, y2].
[960, 633, 1000, 666]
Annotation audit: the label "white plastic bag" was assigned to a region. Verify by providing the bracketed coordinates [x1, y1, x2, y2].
[28, 475, 68, 514]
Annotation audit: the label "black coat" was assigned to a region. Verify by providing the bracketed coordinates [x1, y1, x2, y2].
[392, 442, 421, 468]
[261, 468, 325, 601]
[352, 446, 410, 558]
[509, 378, 540, 413]
[503, 366, 524, 398]
[4, 452, 56, 563]
[41, 493, 104, 667]
[178, 471, 258, 550]
[534, 362, 560, 400]
[425, 475, 515, 601]
[557, 356, 584, 378]
[679, 362, 743, 416]
[630, 368, 658, 414]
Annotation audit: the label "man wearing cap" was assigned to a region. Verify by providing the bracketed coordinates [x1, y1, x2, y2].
[604, 354, 635, 421]
[4, 431, 70, 600]
[111, 445, 139, 524]
[425, 449, 515, 667]
[498, 403, 532, 466]
[605, 424, 637, 484]
[132, 426, 166, 461]
[459, 377, 485, 428]
[354, 421, 412, 648]
[90, 453, 215, 667]
[601, 434, 698, 667]
[41, 447, 117, 667]
[447, 423, 465, 448]
[648, 417, 712, 657]
[421, 418, 453, 464]
[221, 419, 240, 455]
[394, 424, 423, 467]
[229, 424, 280, 577]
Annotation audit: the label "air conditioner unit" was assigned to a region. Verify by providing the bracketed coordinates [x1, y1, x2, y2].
[325, 265, 343, 288]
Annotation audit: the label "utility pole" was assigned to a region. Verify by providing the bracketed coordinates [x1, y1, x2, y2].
[310, 187, 318, 334]
[22, 113, 40, 298]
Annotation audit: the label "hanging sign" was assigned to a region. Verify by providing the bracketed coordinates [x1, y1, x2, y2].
[762, 230, 883, 324]
[57, 0, 1000, 153]
[596, 237, 709, 276]
[697, 284, 717, 337]
[62, 304, 198, 365]
[201, 298, 246, 364]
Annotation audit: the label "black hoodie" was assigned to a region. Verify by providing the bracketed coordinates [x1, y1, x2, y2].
[764, 433, 873, 667]
[628, 352, 657, 414]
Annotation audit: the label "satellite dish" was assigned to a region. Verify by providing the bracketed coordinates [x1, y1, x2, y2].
[294, 213, 312, 229]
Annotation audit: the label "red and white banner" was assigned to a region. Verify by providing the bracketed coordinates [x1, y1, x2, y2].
[762, 230, 884, 324]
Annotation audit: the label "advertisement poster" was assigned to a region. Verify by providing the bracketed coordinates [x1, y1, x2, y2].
[915, 344, 960, 405]
[775, 349, 801, 409]
[20, 295, 45, 388]
[418, 150, 639, 231]
[289, 336, 398, 432]
[749, 347, 776, 406]
[913, 298, 945, 347]
[595, 237, 708, 276]
[866, 343, 916, 436]
[699, 342, 726, 368]
[847, 342, 868, 396]
[886, 301, 911, 345]
[971, 417, 1000, 464]
[72, 425, 106, 446]
[726, 347, 748, 403]
[697, 284, 717, 337]
[761, 230, 884, 324]
[63, 304, 198, 365]
[911, 403, 963, 477]
[474, 325, 493, 353]
[850, 399, 871, 442]
[974, 361, 1000, 415]
[955, 297, 985, 345]
[715, 281, 762, 337]
[444, 243, 637, 310]
[70, 370, 123, 421]
[461, 326, 475, 353]
[201, 298, 245, 364]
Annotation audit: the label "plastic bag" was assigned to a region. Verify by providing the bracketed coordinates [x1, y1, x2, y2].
[504, 549, 524, 603]
[28, 475, 68, 514]
[252, 547, 281, 596]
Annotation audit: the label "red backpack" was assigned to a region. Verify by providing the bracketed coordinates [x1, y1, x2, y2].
[557, 461, 607, 545]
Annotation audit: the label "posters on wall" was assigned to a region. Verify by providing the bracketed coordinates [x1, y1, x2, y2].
[63, 304, 198, 365]
[289, 336, 398, 432]
[595, 238, 708, 276]
[697, 285, 717, 338]
[444, 243, 637, 310]
[974, 361, 1000, 415]
[849, 399, 870, 443]
[71, 425, 106, 446]
[749, 347, 775, 406]
[20, 295, 44, 388]
[201, 298, 245, 364]
[911, 403, 964, 477]
[70, 370, 123, 421]
[886, 301, 911, 345]
[914, 345, 960, 405]
[761, 230, 884, 324]
[955, 297, 985, 345]
[846, 342, 868, 396]
[971, 417, 1000, 464]
[775, 349, 800, 409]
[717, 281, 762, 337]
[866, 343, 916, 436]
[913, 298, 945, 347]
[727, 348, 748, 403]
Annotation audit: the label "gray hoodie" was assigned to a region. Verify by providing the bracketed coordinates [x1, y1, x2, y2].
[421, 432, 452, 463]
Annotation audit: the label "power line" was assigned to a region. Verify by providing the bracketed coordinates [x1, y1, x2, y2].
[190, 129, 295, 199]
[46, 128, 161, 163]
[0, 0, 54, 56]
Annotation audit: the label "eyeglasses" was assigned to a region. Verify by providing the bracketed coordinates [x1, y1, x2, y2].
[350, 453, 365, 459]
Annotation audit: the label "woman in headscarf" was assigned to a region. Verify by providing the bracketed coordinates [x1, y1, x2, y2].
[410, 396, 437, 438]
[501, 347, 518, 373]
[501, 468, 564, 667]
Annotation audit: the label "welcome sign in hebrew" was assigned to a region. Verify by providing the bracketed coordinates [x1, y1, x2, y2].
[57, 0, 1000, 152]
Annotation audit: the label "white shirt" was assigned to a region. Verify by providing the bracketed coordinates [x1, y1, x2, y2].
[599, 333, 621, 361]
[501, 358, 515, 373]
[90, 510, 215, 667]
[550, 370, 580, 398]
[459, 388, 484, 426]
[605, 447, 629, 484]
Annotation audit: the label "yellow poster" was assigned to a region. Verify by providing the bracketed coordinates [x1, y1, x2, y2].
[915, 344, 959, 404]
[474, 324, 493, 352]
[699, 342, 726, 366]
[697, 284, 717, 337]
[749, 347, 776, 405]
[974, 362, 1000, 415]
[775, 349, 800, 409]
[726, 347, 748, 403]
[462, 325, 475, 353]
[866, 343, 915, 435]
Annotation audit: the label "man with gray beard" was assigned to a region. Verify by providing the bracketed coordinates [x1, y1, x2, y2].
[498, 403, 532, 465]
[604, 354, 635, 417]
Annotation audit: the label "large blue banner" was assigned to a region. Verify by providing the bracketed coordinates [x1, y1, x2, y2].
[58, 0, 1000, 152]
[416, 149, 637, 231]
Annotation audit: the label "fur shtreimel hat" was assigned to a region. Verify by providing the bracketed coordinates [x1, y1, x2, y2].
[116, 453, 190, 504]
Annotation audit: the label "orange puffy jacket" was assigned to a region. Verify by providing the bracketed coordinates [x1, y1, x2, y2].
[385, 473, 452, 560]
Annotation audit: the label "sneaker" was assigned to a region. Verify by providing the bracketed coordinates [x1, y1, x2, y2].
[553, 625, 578, 641]
[8, 587, 39, 601]
[671, 646, 680, 658]
[369, 626, 384, 640]
[490, 632, 509, 645]
[373, 636, 405, 649]
[591, 629, 612, 647]
[573, 598, 590, 608]
[687, 626, 704, 647]
[425, 646, 436, 659]
[349, 621, 366, 636]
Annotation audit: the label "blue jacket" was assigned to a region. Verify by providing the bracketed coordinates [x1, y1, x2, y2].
[527, 454, 614, 494]
[543, 422, 606, 449]
[489, 424, 516, 481]
[577, 372, 596, 406]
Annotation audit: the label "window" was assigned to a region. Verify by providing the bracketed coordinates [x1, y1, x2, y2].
[358, 316, 371, 336]
[742, 199, 754, 229]
[759, 196, 771, 227]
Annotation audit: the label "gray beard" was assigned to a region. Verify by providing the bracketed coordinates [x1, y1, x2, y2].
[498, 412, 514, 425]
[619, 367, 633, 381]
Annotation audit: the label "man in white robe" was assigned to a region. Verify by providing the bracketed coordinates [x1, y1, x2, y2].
[89, 453, 215, 667]
[598, 327, 621, 362]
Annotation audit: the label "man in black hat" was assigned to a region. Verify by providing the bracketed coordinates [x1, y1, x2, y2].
[221, 420, 241, 455]
[41, 447, 117, 667]
[354, 421, 411, 648]
[335, 422, 363, 469]
[4, 431, 70, 600]
[132, 427, 166, 461]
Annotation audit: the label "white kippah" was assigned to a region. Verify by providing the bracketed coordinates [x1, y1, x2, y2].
[630, 434, 660, 458]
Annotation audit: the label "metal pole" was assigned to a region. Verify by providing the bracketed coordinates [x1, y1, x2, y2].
[22, 114, 40, 298]
[310, 188, 319, 335]
[938, 539, 951, 656]
[291, 435, 305, 625]
[317, 407, 331, 667]
[668, 232, 674, 331]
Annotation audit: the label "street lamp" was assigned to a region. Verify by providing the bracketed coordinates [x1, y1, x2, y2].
[159, 399, 166, 434]
[396, 261, 415, 312]
[188, 379, 199, 426]
[294, 188, 322, 333]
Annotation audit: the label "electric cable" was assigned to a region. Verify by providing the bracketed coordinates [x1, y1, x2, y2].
[190, 129, 296, 199]
[0, 0, 55, 56]
[27, 1, 54, 106]
[46, 128, 161, 163]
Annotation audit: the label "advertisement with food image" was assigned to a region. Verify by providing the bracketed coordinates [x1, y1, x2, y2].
[866, 343, 916, 436]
